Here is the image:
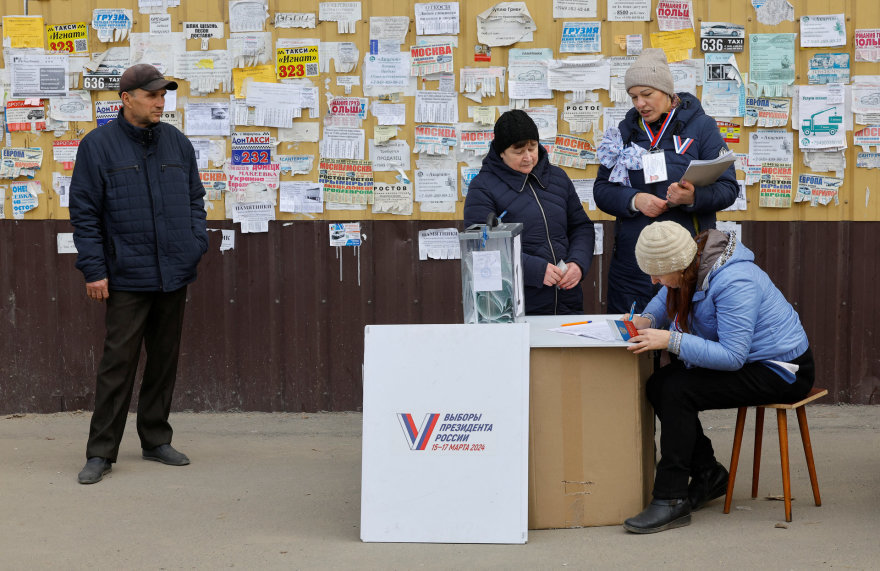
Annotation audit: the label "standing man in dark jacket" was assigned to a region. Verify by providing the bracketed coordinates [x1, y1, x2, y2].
[464, 110, 595, 315]
[594, 49, 738, 314]
[69, 64, 208, 484]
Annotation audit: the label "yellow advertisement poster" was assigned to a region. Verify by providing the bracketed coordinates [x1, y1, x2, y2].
[2, 15, 45, 48]
[46, 22, 89, 54]
[275, 46, 320, 79]
[232, 65, 277, 98]
[650, 30, 696, 63]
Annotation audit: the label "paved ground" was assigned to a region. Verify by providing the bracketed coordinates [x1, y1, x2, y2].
[0, 405, 877, 570]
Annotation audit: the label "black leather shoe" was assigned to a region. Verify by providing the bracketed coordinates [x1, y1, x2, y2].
[688, 461, 730, 510]
[623, 499, 692, 534]
[78, 457, 112, 484]
[142, 444, 190, 466]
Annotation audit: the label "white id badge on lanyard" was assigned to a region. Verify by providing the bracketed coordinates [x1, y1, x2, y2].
[642, 150, 668, 184]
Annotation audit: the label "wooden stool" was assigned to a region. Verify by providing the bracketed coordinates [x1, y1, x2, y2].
[723, 387, 828, 522]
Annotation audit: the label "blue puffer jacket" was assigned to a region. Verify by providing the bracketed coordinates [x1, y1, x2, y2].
[642, 231, 809, 379]
[69, 110, 208, 292]
[463, 144, 595, 315]
[594, 92, 738, 313]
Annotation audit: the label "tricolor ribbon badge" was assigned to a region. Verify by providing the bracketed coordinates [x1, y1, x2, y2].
[674, 135, 694, 155]
[397, 413, 440, 450]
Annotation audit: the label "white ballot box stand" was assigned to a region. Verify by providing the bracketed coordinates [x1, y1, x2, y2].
[361, 324, 530, 544]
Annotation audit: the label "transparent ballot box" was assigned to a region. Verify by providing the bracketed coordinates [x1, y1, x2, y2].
[458, 222, 525, 324]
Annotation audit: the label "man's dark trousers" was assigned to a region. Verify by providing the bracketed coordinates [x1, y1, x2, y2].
[86, 287, 188, 462]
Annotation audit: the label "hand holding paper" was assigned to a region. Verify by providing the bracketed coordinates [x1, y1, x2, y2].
[627, 328, 672, 354]
[666, 179, 695, 206]
[679, 150, 736, 187]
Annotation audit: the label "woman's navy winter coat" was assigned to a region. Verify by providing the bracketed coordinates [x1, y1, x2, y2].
[594, 92, 738, 313]
[464, 144, 595, 315]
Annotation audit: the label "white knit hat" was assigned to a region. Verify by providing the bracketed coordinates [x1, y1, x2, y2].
[624, 48, 675, 96]
[635, 221, 697, 275]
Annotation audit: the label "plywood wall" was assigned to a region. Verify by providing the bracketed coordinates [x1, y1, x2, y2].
[1, 0, 879, 223]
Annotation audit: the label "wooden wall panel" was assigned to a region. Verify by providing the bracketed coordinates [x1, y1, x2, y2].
[2, 2, 880, 411]
[2, 219, 878, 412]
[1, 0, 878, 223]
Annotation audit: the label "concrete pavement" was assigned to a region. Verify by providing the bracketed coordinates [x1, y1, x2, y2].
[0, 405, 877, 570]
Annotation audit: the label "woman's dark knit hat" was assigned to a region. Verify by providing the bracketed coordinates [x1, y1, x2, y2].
[492, 109, 540, 154]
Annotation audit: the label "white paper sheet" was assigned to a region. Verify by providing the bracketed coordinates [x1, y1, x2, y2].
[472, 250, 503, 291]
[280, 181, 324, 213]
[414, 3, 460, 35]
[10, 54, 69, 98]
[799, 14, 846, 48]
[129, 32, 185, 77]
[546, 57, 611, 100]
[415, 168, 457, 201]
[229, 0, 268, 33]
[372, 103, 406, 125]
[414, 90, 458, 124]
[372, 182, 413, 215]
[275, 13, 316, 29]
[418, 228, 461, 259]
[184, 101, 231, 136]
[49, 91, 91, 122]
[608, 0, 651, 22]
[370, 17, 410, 43]
[748, 129, 794, 164]
[554, 0, 598, 18]
[319, 2, 362, 33]
[368, 139, 411, 171]
[476, 2, 536, 47]
[321, 127, 365, 159]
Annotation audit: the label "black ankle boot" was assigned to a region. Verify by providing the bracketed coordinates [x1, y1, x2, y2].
[623, 498, 691, 534]
[688, 461, 730, 510]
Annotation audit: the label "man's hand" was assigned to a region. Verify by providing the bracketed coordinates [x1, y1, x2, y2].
[666, 180, 695, 206]
[557, 262, 583, 290]
[634, 193, 669, 218]
[543, 263, 564, 287]
[86, 279, 109, 302]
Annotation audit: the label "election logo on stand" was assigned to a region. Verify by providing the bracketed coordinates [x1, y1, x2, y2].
[397, 413, 439, 451]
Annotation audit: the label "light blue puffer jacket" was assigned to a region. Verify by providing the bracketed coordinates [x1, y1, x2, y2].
[642, 230, 809, 377]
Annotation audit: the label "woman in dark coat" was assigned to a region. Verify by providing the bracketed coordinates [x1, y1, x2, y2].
[464, 110, 595, 315]
[594, 48, 738, 314]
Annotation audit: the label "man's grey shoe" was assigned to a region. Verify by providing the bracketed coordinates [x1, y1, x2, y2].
[78, 457, 112, 484]
[142, 444, 190, 466]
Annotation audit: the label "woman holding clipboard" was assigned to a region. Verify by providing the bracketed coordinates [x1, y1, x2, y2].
[595, 48, 739, 314]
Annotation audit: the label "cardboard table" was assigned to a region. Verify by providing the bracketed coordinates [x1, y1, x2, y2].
[525, 315, 654, 529]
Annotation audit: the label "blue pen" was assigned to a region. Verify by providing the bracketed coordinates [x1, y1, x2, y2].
[628, 301, 636, 320]
[498, 210, 507, 220]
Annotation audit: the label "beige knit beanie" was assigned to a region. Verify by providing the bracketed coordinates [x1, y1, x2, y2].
[635, 221, 697, 275]
[624, 48, 675, 96]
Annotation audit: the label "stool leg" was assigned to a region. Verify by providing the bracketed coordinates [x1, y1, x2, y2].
[796, 406, 822, 507]
[777, 409, 792, 522]
[724, 407, 747, 514]
[752, 407, 765, 498]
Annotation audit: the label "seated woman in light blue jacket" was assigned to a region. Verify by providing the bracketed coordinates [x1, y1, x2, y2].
[621, 221, 814, 534]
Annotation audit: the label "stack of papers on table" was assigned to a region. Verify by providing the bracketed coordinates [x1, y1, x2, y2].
[548, 321, 621, 342]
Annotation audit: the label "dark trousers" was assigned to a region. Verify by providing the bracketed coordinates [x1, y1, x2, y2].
[86, 287, 188, 462]
[647, 348, 814, 499]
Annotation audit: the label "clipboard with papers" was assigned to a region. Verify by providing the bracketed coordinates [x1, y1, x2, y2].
[680, 150, 736, 187]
